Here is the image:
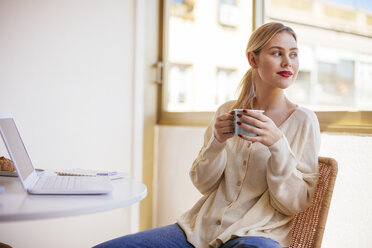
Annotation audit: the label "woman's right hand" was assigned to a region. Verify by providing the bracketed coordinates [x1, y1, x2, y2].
[214, 111, 235, 143]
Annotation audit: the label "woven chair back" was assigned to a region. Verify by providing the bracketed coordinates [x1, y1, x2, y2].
[289, 157, 338, 248]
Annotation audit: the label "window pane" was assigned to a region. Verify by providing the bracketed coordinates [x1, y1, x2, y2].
[216, 68, 239, 106]
[266, 0, 372, 110]
[164, 0, 252, 112]
[167, 64, 193, 111]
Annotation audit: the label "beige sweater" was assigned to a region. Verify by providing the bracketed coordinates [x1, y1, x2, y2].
[177, 100, 320, 248]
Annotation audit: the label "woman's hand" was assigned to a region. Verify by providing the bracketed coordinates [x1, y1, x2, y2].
[214, 111, 235, 143]
[237, 110, 283, 146]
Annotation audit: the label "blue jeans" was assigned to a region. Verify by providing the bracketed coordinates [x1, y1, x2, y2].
[93, 224, 282, 248]
[93, 224, 194, 248]
[220, 236, 282, 248]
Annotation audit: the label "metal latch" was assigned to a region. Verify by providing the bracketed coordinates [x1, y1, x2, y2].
[152, 61, 163, 84]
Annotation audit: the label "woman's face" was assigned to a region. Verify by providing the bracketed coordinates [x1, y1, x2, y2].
[251, 31, 299, 90]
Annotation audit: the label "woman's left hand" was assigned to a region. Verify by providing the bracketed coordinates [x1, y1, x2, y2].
[237, 109, 283, 147]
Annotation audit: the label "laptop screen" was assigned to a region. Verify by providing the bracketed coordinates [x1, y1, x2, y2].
[0, 117, 34, 180]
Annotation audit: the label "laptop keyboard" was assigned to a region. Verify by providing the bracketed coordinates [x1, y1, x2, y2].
[38, 175, 83, 190]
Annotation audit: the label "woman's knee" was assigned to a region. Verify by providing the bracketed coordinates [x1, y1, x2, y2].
[221, 236, 282, 248]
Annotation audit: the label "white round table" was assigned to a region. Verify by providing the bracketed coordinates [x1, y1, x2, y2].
[0, 176, 147, 222]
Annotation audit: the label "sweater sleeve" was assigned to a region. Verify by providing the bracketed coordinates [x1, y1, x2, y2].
[266, 110, 321, 216]
[189, 103, 232, 195]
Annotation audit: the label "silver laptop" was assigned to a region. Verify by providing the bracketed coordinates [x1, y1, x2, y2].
[0, 114, 113, 195]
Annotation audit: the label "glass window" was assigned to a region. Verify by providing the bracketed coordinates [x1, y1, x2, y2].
[163, 0, 252, 113]
[265, 0, 372, 111]
[216, 68, 239, 106]
[317, 59, 355, 107]
[218, 0, 240, 27]
[167, 64, 194, 111]
[159, 0, 372, 132]
[171, 0, 195, 20]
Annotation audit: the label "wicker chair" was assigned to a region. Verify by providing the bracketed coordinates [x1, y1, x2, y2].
[289, 156, 338, 248]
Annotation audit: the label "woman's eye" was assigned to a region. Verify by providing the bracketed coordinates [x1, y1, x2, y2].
[272, 51, 281, 56]
[290, 52, 298, 58]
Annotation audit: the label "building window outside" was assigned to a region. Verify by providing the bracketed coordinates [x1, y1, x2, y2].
[167, 64, 194, 111]
[218, 0, 240, 28]
[317, 59, 354, 107]
[355, 61, 372, 107]
[216, 68, 239, 106]
[171, 0, 195, 20]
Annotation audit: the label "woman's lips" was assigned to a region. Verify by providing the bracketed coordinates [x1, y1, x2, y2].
[277, 71, 293, 78]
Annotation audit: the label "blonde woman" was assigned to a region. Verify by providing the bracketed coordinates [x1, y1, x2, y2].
[95, 22, 320, 248]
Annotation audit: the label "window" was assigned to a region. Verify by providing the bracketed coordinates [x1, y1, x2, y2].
[264, 0, 372, 132]
[317, 59, 354, 107]
[171, 0, 195, 20]
[167, 64, 194, 111]
[216, 68, 239, 106]
[265, 0, 372, 110]
[218, 0, 240, 27]
[159, 0, 372, 132]
[161, 0, 252, 118]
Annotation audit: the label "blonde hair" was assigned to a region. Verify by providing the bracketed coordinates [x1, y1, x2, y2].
[232, 22, 297, 110]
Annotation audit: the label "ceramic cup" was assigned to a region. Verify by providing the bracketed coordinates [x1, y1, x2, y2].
[234, 109, 264, 137]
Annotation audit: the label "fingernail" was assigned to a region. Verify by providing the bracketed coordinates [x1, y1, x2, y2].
[243, 109, 247, 113]
[237, 114, 242, 118]
[238, 134, 243, 138]
[237, 121, 242, 125]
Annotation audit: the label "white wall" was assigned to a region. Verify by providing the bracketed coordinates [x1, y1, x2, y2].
[0, 0, 135, 173]
[155, 125, 372, 247]
[153, 126, 203, 226]
[319, 133, 372, 248]
[0, 1, 140, 247]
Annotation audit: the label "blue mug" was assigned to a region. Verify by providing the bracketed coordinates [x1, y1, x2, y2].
[234, 109, 264, 137]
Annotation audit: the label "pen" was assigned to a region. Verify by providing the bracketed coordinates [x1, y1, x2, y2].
[96, 171, 118, 176]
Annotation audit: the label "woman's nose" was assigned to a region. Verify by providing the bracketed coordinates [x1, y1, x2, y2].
[281, 55, 292, 68]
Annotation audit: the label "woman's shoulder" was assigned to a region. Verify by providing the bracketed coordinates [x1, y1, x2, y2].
[216, 100, 236, 113]
[293, 105, 319, 126]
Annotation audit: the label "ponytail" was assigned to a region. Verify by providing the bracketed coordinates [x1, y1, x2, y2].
[232, 68, 256, 110]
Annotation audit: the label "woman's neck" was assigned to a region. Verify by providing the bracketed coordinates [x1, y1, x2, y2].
[253, 87, 288, 112]
[253, 87, 297, 127]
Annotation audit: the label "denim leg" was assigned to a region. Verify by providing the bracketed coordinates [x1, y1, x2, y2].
[220, 236, 282, 248]
[93, 223, 195, 248]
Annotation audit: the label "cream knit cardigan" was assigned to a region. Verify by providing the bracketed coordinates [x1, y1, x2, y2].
[177, 100, 320, 248]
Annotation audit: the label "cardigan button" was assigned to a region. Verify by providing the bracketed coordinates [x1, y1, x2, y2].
[216, 220, 221, 225]
[243, 160, 247, 166]
[237, 181, 242, 186]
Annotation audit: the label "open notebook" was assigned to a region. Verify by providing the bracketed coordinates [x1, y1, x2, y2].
[0, 114, 113, 195]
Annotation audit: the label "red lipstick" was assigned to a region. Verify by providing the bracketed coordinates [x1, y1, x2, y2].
[277, 71, 293, 78]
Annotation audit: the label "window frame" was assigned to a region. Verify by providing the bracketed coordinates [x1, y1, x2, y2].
[157, 0, 372, 134]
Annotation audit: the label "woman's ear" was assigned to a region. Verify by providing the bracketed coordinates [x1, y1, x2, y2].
[247, 52, 258, 69]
